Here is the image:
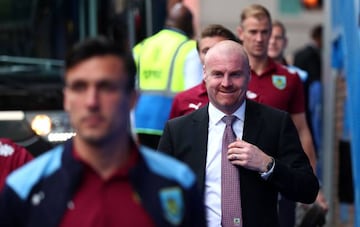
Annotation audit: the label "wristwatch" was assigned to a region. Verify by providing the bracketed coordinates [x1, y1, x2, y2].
[265, 157, 275, 172]
[259, 157, 275, 179]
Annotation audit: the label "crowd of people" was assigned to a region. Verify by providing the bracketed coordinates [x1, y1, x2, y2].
[0, 2, 328, 227]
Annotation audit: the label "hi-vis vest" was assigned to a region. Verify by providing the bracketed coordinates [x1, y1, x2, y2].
[133, 29, 196, 135]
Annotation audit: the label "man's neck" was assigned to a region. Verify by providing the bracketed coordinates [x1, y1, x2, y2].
[273, 56, 287, 65]
[249, 55, 269, 76]
[74, 136, 131, 179]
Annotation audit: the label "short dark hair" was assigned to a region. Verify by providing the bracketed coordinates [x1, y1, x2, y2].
[201, 24, 239, 41]
[65, 36, 136, 92]
[197, 24, 240, 50]
[311, 24, 322, 40]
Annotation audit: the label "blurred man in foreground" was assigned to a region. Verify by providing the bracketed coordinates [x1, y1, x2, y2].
[0, 37, 205, 227]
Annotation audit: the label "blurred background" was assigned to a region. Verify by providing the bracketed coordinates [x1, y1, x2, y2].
[0, 0, 358, 226]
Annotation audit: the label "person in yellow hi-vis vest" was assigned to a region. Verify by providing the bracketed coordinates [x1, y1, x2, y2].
[133, 3, 202, 149]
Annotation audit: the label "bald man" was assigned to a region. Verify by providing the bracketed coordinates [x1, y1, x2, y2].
[158, 40, 319, 227]
[169, 24, 240, 119]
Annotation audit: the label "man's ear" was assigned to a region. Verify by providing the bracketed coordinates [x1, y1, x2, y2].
[130, 90, 139, 110]
[63, 88, 69, 112]
[284, 37, 288, 49]
[237, 26, 244, 42]
[202, 65, 207, 81]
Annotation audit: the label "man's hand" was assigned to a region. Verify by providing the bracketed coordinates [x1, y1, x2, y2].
[315, 190, 329, 212]
[227, 139, 272, 172]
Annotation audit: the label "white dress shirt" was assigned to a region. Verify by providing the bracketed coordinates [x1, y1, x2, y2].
[205, 101, 245, 227]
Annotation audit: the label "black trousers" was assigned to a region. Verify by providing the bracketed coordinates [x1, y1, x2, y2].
[278, 196, 296, 227]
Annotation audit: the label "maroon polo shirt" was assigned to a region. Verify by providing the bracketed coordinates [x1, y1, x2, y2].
[169, 81, 209, 119]
[59, 145, 155, 227]
[247, 59, 305, 114]
[0, 138, 33, 190]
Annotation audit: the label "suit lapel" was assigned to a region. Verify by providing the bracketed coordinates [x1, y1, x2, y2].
[242, 100, 262, 145]
[191, 106, 209, 194]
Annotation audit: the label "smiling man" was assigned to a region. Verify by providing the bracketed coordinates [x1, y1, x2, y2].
[158, 40, 318, 227]
[169, 24, 240, 119]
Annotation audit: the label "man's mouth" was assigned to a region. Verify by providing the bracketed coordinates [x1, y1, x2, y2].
[83, 115, 103, 125]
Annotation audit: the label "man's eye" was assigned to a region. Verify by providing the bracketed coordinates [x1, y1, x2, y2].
[231, 72, 243, 78]
[98, 82, 121, 92]
[66, 80, 124, 93]
[201, 48, 209, 55]
[68, 82, 87, 92]
[212, 72, 223, 78]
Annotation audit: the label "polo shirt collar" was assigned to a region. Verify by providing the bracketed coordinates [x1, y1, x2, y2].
[251, 58, 277, 77]
[72, 139, 140, 180]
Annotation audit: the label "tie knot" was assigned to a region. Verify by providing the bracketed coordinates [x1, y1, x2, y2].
[222, 115, 237, 126]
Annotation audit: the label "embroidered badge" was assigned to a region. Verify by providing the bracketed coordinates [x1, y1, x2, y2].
[272, 75, 287, 90]
[159, 187, 184, 225]
[0, 142, 15, 157]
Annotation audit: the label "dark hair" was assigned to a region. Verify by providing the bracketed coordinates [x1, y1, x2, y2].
[65, 36, 136, 92]
[311, 24, 322, 40]
[201, 24, 238, 41]
[197, 24, 240, 50]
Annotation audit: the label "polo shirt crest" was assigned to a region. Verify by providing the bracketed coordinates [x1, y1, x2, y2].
[272, 75, 287, 90]
[159, 187, 184, 225]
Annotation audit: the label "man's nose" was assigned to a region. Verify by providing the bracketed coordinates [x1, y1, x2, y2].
[221, 75, 232, 87]
[255, 32, 263, 42]
[85, 87, 99, 108]
[269, 36, 275, 45]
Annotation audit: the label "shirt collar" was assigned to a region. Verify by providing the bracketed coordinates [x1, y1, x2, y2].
[72, 139, 140, 180]
[251, 58, 277, 77]
[208, 100, 246, 126]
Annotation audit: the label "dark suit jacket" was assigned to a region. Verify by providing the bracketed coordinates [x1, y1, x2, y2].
[158, 99, 319, 227]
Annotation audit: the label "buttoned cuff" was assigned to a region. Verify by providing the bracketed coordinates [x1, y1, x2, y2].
[260, 159, 275, 180]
